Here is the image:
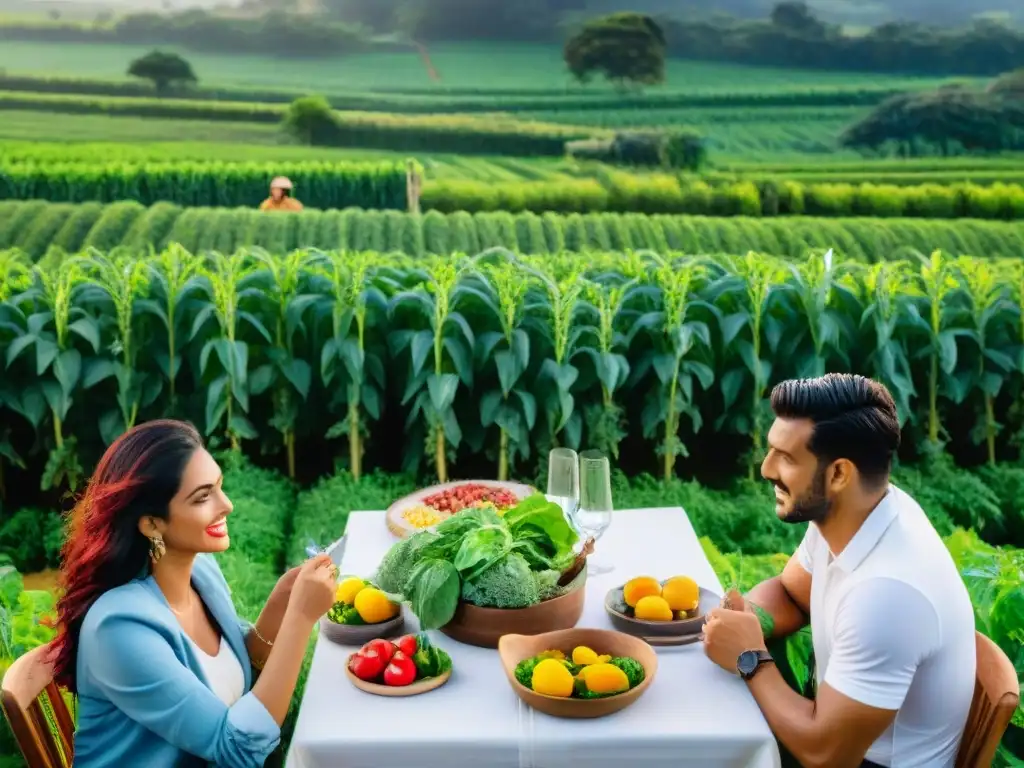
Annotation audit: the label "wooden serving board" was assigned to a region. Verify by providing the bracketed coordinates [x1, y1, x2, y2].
[345, 661, 452, 697]
[384, 480, 535, 538]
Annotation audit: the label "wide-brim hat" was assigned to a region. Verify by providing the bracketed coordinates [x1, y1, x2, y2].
[270, 176, 294, 190]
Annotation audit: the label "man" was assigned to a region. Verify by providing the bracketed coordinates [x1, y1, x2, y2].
[259, 177, 303, 212]
[703, 374, 976, 768]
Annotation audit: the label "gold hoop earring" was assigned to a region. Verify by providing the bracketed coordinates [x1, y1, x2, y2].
[149, 534, 166, 563]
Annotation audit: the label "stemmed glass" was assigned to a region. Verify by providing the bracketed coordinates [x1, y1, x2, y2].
[576, 450, 614, 576]
[546, 448, 580, 543]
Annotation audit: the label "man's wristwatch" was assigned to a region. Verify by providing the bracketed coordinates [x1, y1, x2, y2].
[736, 649, 774, 680]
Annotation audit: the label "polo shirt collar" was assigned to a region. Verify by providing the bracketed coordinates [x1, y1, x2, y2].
[829, 485, 900, 573]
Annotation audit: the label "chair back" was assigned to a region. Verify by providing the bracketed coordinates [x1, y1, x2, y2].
[1, 644, 75, 768]
[955, 632, 1020, 768]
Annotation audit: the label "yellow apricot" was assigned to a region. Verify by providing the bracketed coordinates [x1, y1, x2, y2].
[579, 663, 630, 695]
[634, 595, 674, 621]
[623, 576, 662, 608]
[353, 587, 399, 624]
[662, 575, 700, 612]
[532, 658, 574, 697]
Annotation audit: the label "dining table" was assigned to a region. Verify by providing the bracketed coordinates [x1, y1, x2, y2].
[285, 506, 782, 768]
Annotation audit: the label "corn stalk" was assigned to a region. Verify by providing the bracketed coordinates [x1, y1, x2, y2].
[316, 251, 388, 481]
[0, 251, 34, 499]
[388, 257, 472, 482]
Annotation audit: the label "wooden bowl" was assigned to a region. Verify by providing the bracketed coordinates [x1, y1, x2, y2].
[344, 657, 451, 697]
[320, 611, 405, 647]
[440, 570, 586, 648]
[604, 583, 719, 646]
[498, 628, 657, 718]
[385, 480, 534, 538]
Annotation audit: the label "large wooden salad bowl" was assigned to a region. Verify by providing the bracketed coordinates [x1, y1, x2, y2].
[498, 628, 658, 719]
[441, 568, 587, 648]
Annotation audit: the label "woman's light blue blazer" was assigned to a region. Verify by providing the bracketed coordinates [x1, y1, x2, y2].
[73, 554, 281, 767]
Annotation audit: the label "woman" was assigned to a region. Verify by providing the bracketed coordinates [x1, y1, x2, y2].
[48, 419, 336, 767]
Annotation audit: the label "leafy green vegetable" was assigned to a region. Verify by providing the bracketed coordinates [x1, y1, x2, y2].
[532, 569, 564, 601]
[411, 632, 452, 678]
[461, 552, 539, 608]
[326, 603, 365, 625]
[453, 524, 513, 581]
[503, 494, 579, 562]
[514, 656, 541, 688]
[609, 656, 645, 688]
[375, 530, 441, 594]
[405, 558, 461, 630]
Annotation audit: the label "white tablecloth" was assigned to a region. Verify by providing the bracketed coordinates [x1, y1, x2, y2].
[286, 507, 781, 768]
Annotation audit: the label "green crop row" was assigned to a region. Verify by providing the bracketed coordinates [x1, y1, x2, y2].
[0, 160, 410, 209]
[3, 200, 1023, 262]
[0, 91, 601, 156]
[422, 174, 1024, 219]
[2, 246, 1024, 546]
[0, 74, 918, 113]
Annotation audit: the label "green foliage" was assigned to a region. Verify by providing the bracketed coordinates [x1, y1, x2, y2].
[0, 508, 64, 572]
[126, 50, 197, 95]
[840, 87, 1024, 156]
[564, 13, 666, 89]
[0, 159, 409, 210]
[6, 201, 1024, 262]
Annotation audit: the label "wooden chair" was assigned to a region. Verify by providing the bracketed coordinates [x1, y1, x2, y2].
[955, 632, 1020, 768]
[1, 644, 75, 768]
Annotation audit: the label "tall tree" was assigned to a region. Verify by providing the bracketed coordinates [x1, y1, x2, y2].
[127, 50, 197, 95]
[564, 12, 666, 90]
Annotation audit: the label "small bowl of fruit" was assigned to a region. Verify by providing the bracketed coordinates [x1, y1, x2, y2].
[604, 575, 719, 645]
[321, 575, 404, 645]
[346, 633, 453, 697]
[498, 628, 656, 718]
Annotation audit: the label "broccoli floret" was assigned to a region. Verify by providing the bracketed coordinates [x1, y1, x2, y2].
[375, 530, 438, 595]
[609, 656, 645, 688]
[461, 553, 539, 609]
[532, 569, 563, 601]
[514, 657, 540, 688]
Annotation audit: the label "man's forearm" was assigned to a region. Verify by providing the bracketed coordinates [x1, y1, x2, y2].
[746, 576, 808, 640]
[746, 664, 829, 768]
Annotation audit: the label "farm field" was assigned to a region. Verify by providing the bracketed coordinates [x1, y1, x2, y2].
[0, 40, 963, 93]
[0, 23, 1023, 768]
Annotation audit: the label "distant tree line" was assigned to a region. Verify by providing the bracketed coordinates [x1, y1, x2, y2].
[0, 9, 369, 57]
[3, 1, 1023, 75]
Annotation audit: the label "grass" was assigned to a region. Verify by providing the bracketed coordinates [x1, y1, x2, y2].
[0, 40, 962, 93]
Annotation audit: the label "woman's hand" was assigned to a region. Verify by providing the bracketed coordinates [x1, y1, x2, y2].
[271, 565, 302, 602]
[288, 554, 337, 626]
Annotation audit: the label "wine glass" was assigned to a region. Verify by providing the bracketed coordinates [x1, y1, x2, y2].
[576, 450, 614, 576]
[546, 448, 579, 538]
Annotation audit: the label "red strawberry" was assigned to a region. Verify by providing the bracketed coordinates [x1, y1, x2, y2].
[395, 634, 418, 657]
[383, 653, 417, 686]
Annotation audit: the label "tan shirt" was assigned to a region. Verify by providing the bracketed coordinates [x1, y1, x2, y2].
[259, 197, 303, 212]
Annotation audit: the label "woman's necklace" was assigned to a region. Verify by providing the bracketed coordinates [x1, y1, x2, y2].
[167, 590, 197, 618]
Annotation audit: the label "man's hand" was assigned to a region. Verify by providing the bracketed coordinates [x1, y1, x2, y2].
[702, 607, 767, 674]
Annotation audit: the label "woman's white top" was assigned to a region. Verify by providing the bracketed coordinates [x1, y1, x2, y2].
[189, 635, 246, 706]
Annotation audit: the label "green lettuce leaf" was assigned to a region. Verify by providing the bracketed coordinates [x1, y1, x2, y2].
[405, 558, 461, 630]
[454, 524, 513, 582]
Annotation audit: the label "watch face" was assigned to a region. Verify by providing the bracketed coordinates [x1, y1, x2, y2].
[737, 650, 759, 676]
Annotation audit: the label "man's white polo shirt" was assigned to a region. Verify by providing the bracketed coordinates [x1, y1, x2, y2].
[795, 484, 976, 767]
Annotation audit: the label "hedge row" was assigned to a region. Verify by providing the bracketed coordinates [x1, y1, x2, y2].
[0, 74, 913, 112]
[1, 200, 1022, 261]
[424, 175, 1024, 218]
[0, 160, 410, 210]
[0, 91, 601, 156]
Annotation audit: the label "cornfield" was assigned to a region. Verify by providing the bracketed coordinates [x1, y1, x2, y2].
[0, 160, 410, 209]
[3, 200, 1023, 262]
[2, 246, 1023, 507]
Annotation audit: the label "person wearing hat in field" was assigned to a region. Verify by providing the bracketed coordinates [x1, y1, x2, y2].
[260, 176, 304, 212]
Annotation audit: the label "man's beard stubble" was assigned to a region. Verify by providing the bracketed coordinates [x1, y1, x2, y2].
[777, 467, 831, 525]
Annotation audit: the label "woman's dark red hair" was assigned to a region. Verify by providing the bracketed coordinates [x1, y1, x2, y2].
[48, 419, 203, 693]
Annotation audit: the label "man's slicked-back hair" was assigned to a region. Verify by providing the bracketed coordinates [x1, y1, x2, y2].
[770, 373, 900, 487]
